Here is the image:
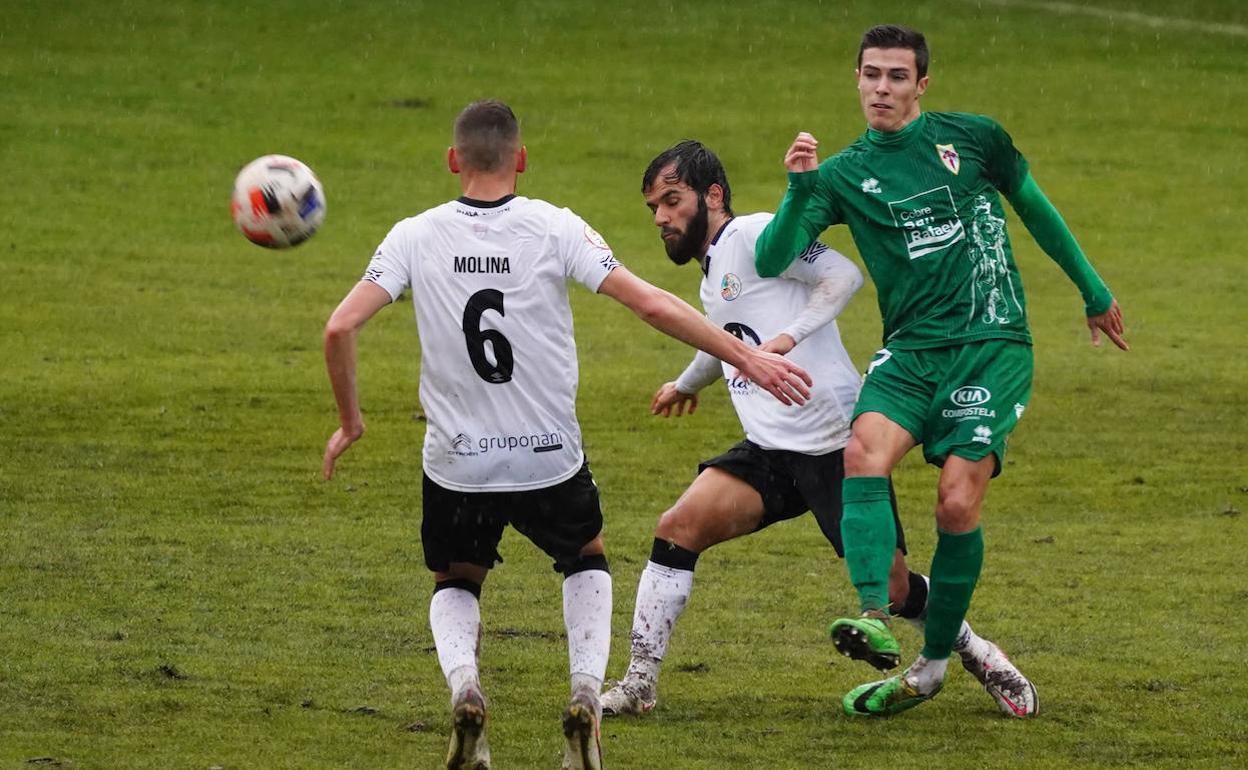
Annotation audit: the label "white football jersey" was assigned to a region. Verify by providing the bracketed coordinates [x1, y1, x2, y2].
[700, 213, 863, 454]
[362, 195, 620, 492]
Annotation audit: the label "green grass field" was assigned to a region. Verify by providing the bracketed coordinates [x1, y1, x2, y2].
[2, 1, 1246, 768]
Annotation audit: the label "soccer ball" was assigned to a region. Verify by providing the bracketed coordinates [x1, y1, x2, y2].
[231, 155, 326, 248]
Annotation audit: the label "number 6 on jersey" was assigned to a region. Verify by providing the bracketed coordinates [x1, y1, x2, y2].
[462, 288, 514, 384]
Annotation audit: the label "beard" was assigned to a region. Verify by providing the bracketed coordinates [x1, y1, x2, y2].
[662, 195, 709, 265]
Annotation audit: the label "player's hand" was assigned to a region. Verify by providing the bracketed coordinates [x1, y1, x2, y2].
[758, 333, 797, 356]
[784, 132, 820, 173]
[651, 382, 699, 418]
[736, 349, 812, 406]
[322, 421, 365, 480]
[1087, 299, 1129, 351]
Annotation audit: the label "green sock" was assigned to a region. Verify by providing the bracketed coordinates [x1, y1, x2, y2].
[921, 527, 984, 659]
[840, 476, 896, 613]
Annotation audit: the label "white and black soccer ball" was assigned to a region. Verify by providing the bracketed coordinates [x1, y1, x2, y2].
[231, 154, 326, 248]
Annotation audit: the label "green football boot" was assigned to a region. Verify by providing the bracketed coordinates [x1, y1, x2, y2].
[829, 612, 901, 671]
[842, 674, 942, 717]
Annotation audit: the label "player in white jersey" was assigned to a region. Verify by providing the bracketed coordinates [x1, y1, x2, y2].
[321, 105, 812, 770]
[600, 141, 1035, 719]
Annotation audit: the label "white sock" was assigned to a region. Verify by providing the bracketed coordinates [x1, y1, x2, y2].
[953, 621, 992, 659]
[563, 569, 612, 694]
[623, 561, 694, 690]
[904, 654, 949, 694]
[429, 587, 481, 701]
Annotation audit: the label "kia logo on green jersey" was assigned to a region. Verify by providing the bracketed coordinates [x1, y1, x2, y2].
[950, 386, 991, 407]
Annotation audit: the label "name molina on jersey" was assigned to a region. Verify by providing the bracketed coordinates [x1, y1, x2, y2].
[453, 255, 511, 274]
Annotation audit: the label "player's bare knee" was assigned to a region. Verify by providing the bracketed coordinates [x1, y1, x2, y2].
[842, 436, 874, 476]
[935, 486, 980, 532]
[578, 534, 605, 557]
[844, 436, 897, 477]
[654, 505, 703, 550]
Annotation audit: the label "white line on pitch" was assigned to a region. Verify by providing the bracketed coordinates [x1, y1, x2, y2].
[961, 0, 1248, 38]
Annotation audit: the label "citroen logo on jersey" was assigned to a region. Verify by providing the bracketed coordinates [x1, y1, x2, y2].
[937, 144, 961, 175]
[861, 178, 882, 194]
[721, 273, 742, 301]
[448, 432, 480, 457]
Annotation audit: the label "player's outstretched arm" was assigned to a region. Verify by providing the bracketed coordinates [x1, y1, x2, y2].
[784, 132, 821, 173]
[755, 132, 836, 278]
[1005, 174, 1129, 351]
[322, 280, 392, 479]
[598, 267, 812, 405]
[772, 244, 864, 348]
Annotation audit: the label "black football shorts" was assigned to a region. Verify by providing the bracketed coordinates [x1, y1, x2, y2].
[699, 440, 906, 557]
[421, 459, 603, 573]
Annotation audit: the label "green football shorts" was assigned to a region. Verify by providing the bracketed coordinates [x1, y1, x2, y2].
[852, 339, 1033, 476]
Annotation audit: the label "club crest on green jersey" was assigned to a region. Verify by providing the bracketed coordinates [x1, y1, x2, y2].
[936, 144, 961, 175]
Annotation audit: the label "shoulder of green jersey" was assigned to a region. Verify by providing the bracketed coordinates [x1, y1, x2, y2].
[932, 112, 1009, 135]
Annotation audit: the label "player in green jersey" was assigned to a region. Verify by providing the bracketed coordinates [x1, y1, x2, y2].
[755, 24, 1129, 718]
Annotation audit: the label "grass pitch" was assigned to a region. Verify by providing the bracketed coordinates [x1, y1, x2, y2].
[2, 1, 1246, 768]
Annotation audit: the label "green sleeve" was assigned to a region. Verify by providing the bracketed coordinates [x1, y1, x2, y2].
[973, 115, 1029, 196]
[755, 170, 838, 278]
[1005, 174, 1114, 316]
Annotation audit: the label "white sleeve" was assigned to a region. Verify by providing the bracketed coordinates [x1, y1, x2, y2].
[776, 241, 863, 344]
[360, 221, 413, 301]
[674, 350, 722, 394]
[558, 209, 621, 292]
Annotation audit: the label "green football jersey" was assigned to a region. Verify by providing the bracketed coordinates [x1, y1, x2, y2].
[761, 112, 1041, 350]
